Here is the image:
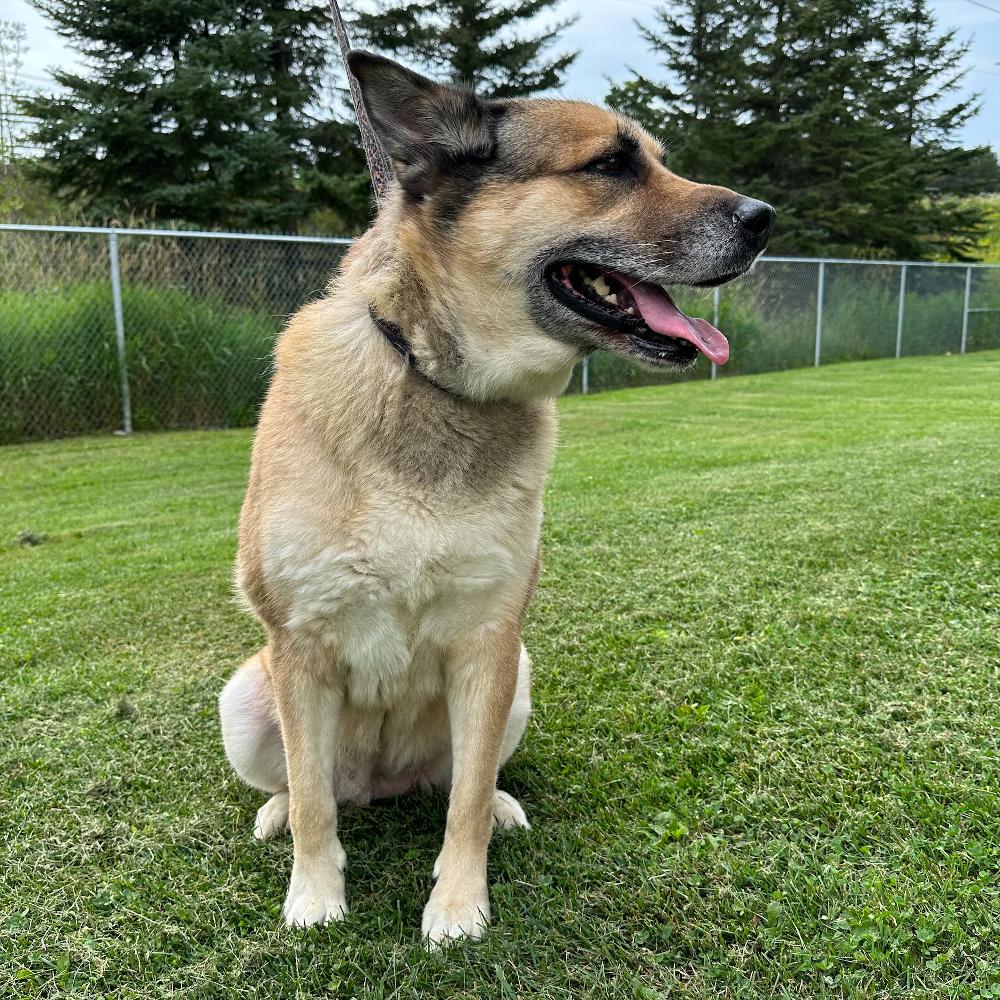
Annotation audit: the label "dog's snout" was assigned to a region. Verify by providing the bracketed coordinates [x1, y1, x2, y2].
[733, 198, 776, 243]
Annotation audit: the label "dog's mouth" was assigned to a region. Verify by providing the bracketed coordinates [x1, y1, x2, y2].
[544, 261, 729, 367]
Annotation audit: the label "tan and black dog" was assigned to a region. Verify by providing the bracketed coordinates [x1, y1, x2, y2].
[218, 52, 774, 946]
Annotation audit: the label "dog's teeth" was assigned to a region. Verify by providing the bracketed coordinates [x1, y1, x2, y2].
[626, 306, 635, 315]
[606, 293, 617, 305]
[592, 276, 610, 296]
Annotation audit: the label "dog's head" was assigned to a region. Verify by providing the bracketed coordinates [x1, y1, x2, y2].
[349, 52, 775, 400]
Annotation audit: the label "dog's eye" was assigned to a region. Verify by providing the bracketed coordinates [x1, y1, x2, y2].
[584, 153, 633, 178]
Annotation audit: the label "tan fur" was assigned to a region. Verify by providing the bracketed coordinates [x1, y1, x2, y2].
[223, 194, 557, 939]
[219, 65, 767, 946]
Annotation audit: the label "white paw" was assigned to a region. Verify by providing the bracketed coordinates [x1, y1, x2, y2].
[254, 791, 289, 841]
[421, 881, 490, 948]
[282, 852, 348, 928]
[492, 790, 530, 831]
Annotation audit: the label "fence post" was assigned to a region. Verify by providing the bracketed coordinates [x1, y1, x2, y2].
[960, 266, 972, 355]
[711, 285, 720, 380]
[581, 355, 589, 395]
[107, 230, 132, 434]
[895, 264, 907, 359]
[814, 261, 825, 367]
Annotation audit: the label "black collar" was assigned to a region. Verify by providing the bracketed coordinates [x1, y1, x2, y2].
[368, 305, 453, 395]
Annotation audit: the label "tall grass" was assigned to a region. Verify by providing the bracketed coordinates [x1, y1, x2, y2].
[0, 283, 278, 443]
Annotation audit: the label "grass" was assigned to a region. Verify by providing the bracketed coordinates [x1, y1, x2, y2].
[2, 352, 999, 999]
[0, 283, 279, 443]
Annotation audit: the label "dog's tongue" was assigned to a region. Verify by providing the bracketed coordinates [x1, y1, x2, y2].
[628, 280, 730, 365]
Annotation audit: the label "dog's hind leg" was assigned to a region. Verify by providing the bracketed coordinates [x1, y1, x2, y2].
[253, 790, 290, 841]
[493, 643, 532, 831]
[219, 647, 290, 839]
[219, 646, 288, 791]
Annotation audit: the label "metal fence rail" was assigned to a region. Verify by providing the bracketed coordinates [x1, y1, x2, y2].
[1, 223, 999, 444]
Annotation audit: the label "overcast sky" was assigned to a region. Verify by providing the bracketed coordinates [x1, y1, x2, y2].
[5, 0, 998, 151]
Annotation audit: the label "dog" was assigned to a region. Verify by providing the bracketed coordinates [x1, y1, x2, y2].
[218, 51, 774, 946]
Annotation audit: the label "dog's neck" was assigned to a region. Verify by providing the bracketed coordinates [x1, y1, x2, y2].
[343, 193, 580, 404]
[273, 197, 565, 490]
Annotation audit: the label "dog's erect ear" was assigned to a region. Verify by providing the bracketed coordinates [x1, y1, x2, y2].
[347, 51, 497, 196]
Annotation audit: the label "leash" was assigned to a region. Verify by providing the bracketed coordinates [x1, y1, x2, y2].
[326, 0, 394, 204]
[368, 307, 454, 395]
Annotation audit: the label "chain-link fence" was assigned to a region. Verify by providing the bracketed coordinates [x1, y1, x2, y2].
[2, 223, 999, 444]
[570, 255, 1000, 392]
[0, 225, 349, 442]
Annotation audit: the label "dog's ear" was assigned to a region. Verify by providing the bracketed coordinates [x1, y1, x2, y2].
[347, 51, 497, 197]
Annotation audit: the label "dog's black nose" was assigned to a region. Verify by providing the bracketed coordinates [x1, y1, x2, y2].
[733, 198, 776, 242]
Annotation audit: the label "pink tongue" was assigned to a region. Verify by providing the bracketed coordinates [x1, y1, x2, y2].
[627, 280, 730, 365]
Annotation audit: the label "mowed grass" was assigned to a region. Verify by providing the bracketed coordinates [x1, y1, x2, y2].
[2, 352, 999, 999]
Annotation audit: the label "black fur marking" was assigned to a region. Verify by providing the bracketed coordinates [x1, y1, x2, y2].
[431, 137, 499, 228]
[429, 104, 524, 228]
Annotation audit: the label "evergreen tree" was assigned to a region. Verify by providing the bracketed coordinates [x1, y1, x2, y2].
[874, 0, 986, 255]
[934, 148, 1000, 196]
[884, 0, 974, 149]
[606, 1, 752, 189]
[610, 0, 987, 260]
[23, 0, 370, 231]
[748, 0, 922, 256]
[348, 0, 577, 98]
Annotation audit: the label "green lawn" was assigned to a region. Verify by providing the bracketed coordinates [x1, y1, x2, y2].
[2, 353, 999, 999]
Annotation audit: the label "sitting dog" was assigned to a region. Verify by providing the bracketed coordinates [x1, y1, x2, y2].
[219, 51, 774, 945]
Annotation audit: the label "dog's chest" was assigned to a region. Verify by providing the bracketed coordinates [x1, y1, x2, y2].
[271, 495, 537, 705]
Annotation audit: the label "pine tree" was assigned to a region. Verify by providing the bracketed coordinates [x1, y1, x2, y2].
[348, 0, 577, 98]
[23, 0, 370, 231]
[607, 0, 752, 183]
[884, 0, 974, 149]
[934, 148, 1000, 196]
[877, 0, 988, 255]
[609, 0, 987, 260]
[747, 0, 919, 256]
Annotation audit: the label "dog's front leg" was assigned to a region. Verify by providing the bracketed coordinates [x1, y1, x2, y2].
[269, 632, 347, 927]
[423, 622, 520, 947]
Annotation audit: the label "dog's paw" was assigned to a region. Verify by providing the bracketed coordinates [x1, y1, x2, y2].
[254, 791, 289, 841]
[492, 790, 530, 831]
[282, 853, 348, 928]
[421, 880, 490, 948]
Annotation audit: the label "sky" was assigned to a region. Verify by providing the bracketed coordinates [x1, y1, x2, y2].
[4, 0, 999, 151]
